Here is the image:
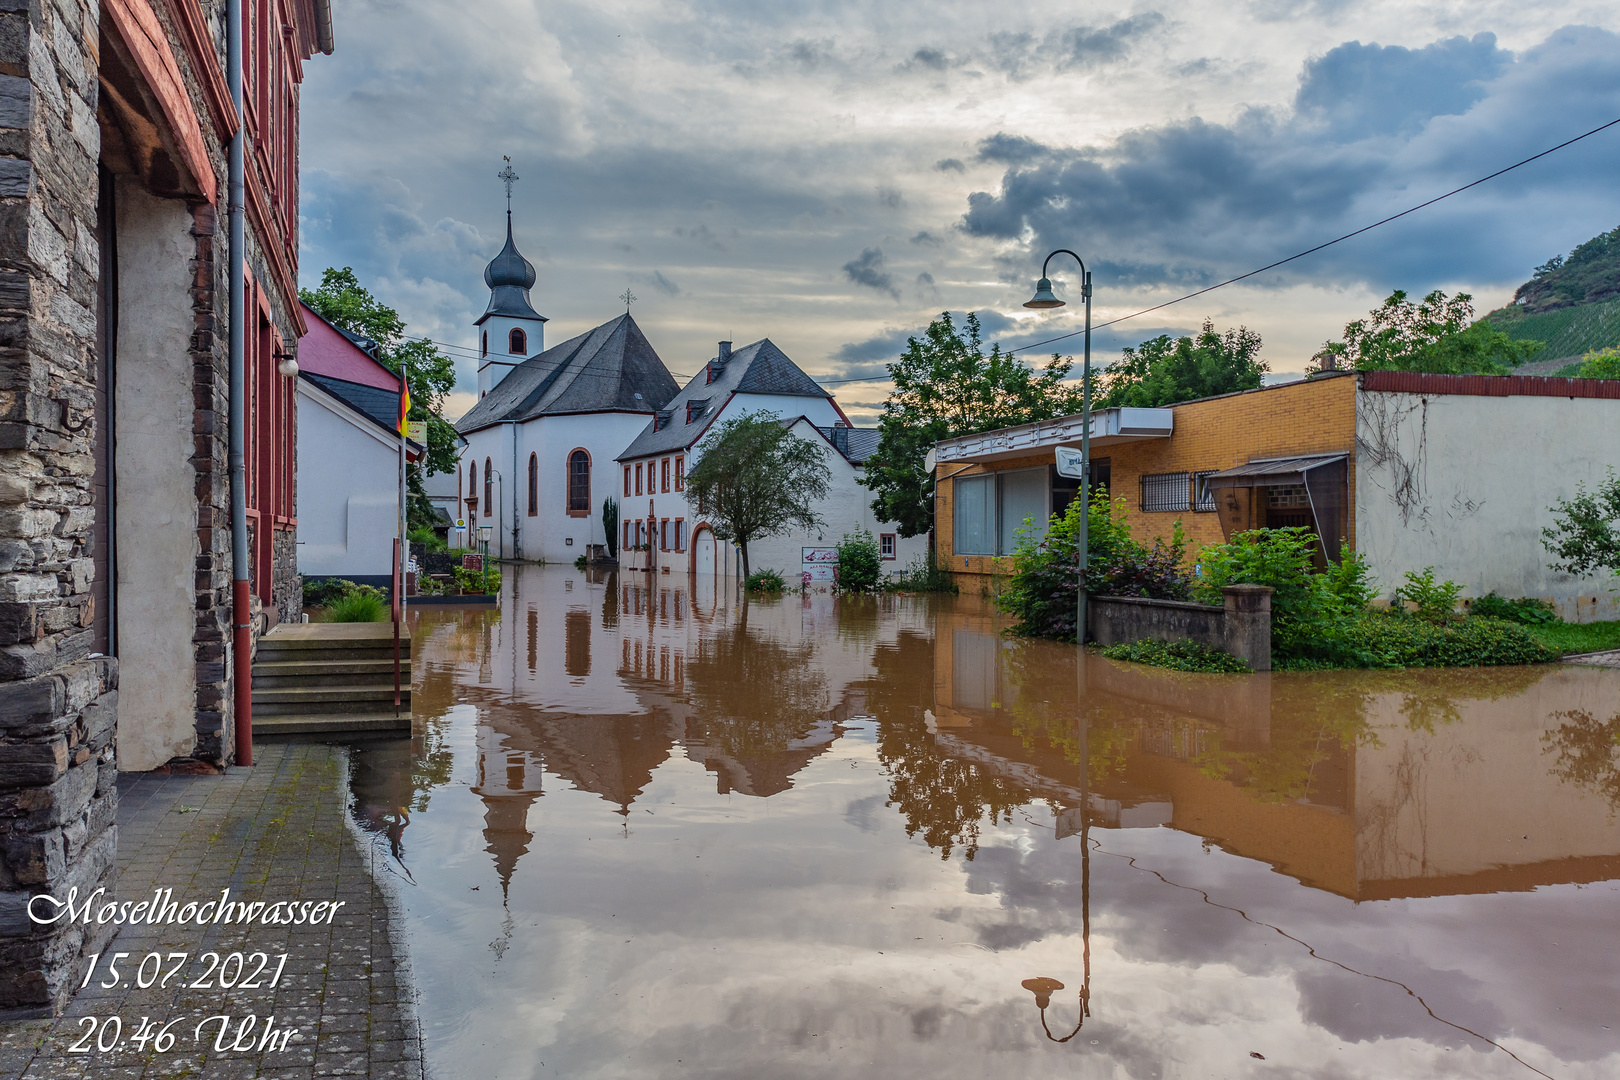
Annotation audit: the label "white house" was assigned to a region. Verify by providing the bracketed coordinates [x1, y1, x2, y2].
[615, 339, 930, 579]
[295, 304, 415, 589]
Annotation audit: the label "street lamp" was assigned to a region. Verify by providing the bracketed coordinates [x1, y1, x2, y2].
[477, 525, 493, 594]
[1024, 249, 1092, 644]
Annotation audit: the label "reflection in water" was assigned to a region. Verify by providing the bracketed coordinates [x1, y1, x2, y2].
[345, 566, 1620, 1080]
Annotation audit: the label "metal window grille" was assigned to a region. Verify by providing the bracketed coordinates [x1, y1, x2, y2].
[1193, 471, 1218, 512]
[1139, 472, 1191, 513]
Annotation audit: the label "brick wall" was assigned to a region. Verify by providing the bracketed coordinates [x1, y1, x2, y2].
[938, 375, 1358, 577]
[0, 0, 121, 1017]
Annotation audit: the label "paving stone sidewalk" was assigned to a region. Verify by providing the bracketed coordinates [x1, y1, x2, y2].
[0, 743, 423, 1079]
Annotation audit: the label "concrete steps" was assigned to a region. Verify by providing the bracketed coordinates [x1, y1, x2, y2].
[251, 623, 411, 735]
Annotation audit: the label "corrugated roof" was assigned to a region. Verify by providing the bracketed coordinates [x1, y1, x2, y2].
[1205, 453, 1346, 484]
[617, 338, 832, 460]
[455, 313, 679, 434]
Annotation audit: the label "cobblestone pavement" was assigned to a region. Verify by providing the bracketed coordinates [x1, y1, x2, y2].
[0, 743, 423, 1079]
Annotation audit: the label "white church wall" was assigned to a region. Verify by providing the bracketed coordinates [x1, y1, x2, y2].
[476, 313, 543, 399]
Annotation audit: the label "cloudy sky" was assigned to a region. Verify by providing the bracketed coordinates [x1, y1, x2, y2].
[297, 1, 1620, 422]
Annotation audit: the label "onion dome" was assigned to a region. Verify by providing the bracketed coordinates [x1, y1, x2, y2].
[477, 215, 546, 325]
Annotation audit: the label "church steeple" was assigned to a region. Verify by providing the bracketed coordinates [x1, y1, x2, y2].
[476, 160, 547, 398]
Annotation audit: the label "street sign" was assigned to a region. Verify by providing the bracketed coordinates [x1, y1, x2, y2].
[802, 546, 837, 582]
[1055, 446, 1086, 479]
[406, 421, 427, 443]
[455, 519, 465, 529]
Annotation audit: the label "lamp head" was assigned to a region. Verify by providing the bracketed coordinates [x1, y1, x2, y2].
[1024, 277, 1064, 309]
[478, 526, 493, 543]
[275, 347, 300, 378]
[1021, 976, 1066, 1009]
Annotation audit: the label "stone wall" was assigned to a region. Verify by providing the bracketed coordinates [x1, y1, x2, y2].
[271, 525, 300, 624]
[0, 0, 117, 1016]
[1087, 585, 1273, 671]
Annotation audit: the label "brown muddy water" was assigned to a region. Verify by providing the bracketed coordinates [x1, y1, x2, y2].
[347, 564, 1620, 1079]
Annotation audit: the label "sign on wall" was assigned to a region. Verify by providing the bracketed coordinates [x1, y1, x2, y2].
[1055, 446, 1086, 479]
[802, 546, 838, 583]
[406, 421, 428, 443]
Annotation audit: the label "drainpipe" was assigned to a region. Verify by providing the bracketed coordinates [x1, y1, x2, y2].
[227, 0, 252, 765]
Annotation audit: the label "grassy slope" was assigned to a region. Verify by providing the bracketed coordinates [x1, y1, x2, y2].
[1482, 295, 1620, 364]
[1526, 620, 1620, 656]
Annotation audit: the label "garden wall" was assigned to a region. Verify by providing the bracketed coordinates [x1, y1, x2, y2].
[1088, 585, 1273, 671]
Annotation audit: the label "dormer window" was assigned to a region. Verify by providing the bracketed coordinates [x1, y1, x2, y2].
[686, 399, 708, 423]
[654, 410, 672, 431]
[509, 327, 527, 354]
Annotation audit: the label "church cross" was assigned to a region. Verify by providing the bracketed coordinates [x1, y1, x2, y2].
[498, 157, 519, 215]
[619, 287, 638, 312]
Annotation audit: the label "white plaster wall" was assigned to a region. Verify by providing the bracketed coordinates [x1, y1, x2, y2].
[1355, 390, 1620, 620]
[113, 182, 199, 772]
[475, 313, 542, 398]
[295, 384, 400, 580]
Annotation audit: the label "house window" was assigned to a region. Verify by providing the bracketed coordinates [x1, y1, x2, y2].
[661, 458, 670, 492]
[1194, 471, 1218, 512]
[635, 463, 643, 495]
[1140, 472, 1192, 513]
[686, 399, 707, 423]
[674, 456, 684, 491]
[509, 327, 526, 354]
[880, 533, 896, 560]
[624, 521, 631, 551]
[484, 457, 492, 516]
[528, 453, 538, 516]
[952, 468, 1049, 556]
[674, 519, 685, 551]
[660, 519, 669, 550]
[567, 450, 591, 515]
[624, 465, 631, 496]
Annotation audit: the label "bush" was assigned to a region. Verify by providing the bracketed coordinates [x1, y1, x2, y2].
[408, 526, 447, 553]
[1469, 592, 1560, 625]
[1195, 527, 1361, 664]
[999, 492, 1191, 641]
[888, 550, 958, 593]
[835, 528, 883, 593]
[1391, 567, 1463, 621]
[745, 569, 786, 595]
[324, 591, 387, 622]
[453, 565, 501, 594]
[1097, 638, 1252, 673]
[304, 578, 387, 609]
[1329, 610, 1558, 669]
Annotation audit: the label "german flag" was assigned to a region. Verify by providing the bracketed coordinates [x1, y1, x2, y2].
[397, 371, 411, 437]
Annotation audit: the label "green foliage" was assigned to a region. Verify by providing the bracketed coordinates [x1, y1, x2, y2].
[1322, 549, 1377, 608]
[1541, 708, 1620, 811]
[834, 528, 883, 593]
[1527, 620, 1620, 656]
[1097, 638, 1251, 673]
[573, 555, 588, 571]
[1511, 224, 1620, 313]
[1391, 567, 1463, 621]
[303, 578, 387, 608]
[862, 312, 1084, 538]
[888, 550, 958, 593]
[744, 569, 786, 595]
[602, 497, 619, 559]
[452, 566, 501, 594]
[1101, 318, 1267, 408]
[1575, 346, 1620, 379]
[1543, 470, 1620, 580]
[1483, 298, 1620, 364]
[408, 526, 446, 553]
[1469, 592, 1559, 625]
[1195, 528, 1364, 665]
[1323, 611, 1559, 669]
[998, 491, 1191, 642]
[301, 268, 460, 529]
[686, 412, 832, 579]
[1321, 289, 1542, 374]
[324, 591, 387, 622]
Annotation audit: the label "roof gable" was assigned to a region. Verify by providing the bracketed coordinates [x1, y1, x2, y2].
[298, 303, 402, 392]
[455, 313, 679, 433]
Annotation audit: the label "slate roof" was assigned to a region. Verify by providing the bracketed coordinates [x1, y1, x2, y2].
[476, 215, 547, 325]
[814, 425, 882, 464]
[617, 338, 833, 461]
[455, 313, 679, 434]
[304, 373, 401, 436]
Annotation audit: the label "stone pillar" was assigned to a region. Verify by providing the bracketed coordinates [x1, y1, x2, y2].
[0, 0, 120, 1017]
[1221, 584, 1274, 672]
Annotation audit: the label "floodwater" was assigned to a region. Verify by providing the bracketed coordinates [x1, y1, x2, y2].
[348, 564, 1620, 1079]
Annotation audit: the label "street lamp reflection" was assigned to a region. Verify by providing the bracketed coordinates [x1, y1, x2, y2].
[1020, 976, 1090, 1042]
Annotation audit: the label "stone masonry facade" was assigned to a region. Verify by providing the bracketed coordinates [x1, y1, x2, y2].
[0, 0, 121, 1018]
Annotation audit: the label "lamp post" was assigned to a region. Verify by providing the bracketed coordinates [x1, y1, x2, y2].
[1024, 249, 1092, 644]
[477, 525, 493, 594]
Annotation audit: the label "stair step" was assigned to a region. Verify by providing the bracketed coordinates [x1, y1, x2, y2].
[251, 659, 411, 687]
[253, 712, 412, 736]
[256, 644, 410, 661]
[253, 696, 410, 717]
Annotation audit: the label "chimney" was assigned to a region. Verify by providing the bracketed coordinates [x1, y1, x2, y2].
[718, 341, 732, 362]
[831, 424, 849, 457]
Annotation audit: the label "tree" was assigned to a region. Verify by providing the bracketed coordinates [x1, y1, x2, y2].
[1319, 289, 1543, 375]
[862, 312, 1083, 538]
[1575, 347, 1620, 379]
[1543, 470, 1620, 581]
[300, 267, 459, 530]
[685, 412, 831, 578]
[602, 496, 619, 559]
[1101, 318, 1266, 408]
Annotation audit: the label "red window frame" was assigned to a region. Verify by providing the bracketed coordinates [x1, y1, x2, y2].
[674, 456, 684, 491]
[661, 458, 670, 492]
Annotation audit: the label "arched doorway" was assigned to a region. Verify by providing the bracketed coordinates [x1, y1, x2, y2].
[693, 526, 717, 576]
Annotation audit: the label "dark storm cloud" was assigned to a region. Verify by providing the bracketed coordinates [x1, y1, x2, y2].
[643, 270, 681, 295]
[934, 158, 966, 172]
[984, 15, 1166, 78]
[844, 247, 900, 299]
[960, 27, 1620, 294]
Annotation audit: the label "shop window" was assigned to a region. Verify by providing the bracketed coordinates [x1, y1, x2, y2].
[952, 468, 1050, 556]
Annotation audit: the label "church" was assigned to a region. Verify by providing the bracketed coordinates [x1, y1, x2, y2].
[452, 184, 928, 574]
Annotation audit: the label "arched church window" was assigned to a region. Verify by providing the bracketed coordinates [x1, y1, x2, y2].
[509, 327, 527, 354]
[567, 450, 591, 516]
[527, 453, 538, 516]
[481, 332, 488, 357]
[484, 457, 493, 516]
[467, 461, 477, 519]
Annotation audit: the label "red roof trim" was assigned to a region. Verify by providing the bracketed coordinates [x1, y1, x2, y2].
[1360, 370, 1620, 400]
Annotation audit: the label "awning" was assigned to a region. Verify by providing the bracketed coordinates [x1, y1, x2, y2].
[1205, 453, 1347, 486]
